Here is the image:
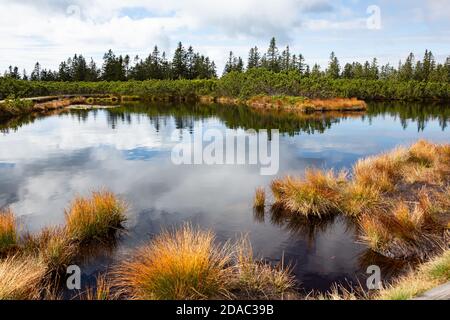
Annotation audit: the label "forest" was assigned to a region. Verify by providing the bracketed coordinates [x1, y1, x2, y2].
[1, 38, 450, 101]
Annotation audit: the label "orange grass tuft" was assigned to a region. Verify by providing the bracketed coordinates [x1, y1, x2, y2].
[65, 190, 126, 243]
[0, 208, 18, 254]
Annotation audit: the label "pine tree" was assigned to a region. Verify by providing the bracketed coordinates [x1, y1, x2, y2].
[311, 64, 322, 78]
[172, 42, 188, 79]
[370, 58, 379, 80]
[30, 62, 41, 81]
[326, 52, 340, 79]
[399, 53, 415, 81]
[247, 47, 261, 69]
[266, 37, 280, 72]
[281, 46, 291, 72]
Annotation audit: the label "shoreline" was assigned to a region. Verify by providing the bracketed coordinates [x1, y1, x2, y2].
[0, 94, 367, 118]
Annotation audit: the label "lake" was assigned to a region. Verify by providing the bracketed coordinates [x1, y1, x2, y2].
[0, 102, 449, 293]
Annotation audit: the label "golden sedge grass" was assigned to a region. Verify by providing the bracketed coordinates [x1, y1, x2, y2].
[65, 190, 126, 243]
[0, 208, 18, 254]
[112, 225, 295, 300]
[0, 255, 46, 300]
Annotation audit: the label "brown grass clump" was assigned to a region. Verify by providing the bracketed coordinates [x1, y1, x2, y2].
[65, 190, 126, 243]
[341, 183, 383, 217]
[253, 187, 266, 210]
[0, 208, 18, 254]
[357, 192, 445, 259]
[264, 140, 450, 259]
[113, 225, 231, 300]
[245, 95, 366, 112]
[112, 225, 295, 300]
[22, 227, 77, 276]
[353, 147, 408, 192]
[0, 255, 46, 300]
[229, 238, 296, 300]
[84, 274, 114, 301]
[271, 170, 346, 217]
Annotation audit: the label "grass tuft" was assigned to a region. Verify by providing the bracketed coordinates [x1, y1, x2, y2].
[253, 187, 266, 210]
[270, 170, 346, 217]
[113, 225, 231, 300]
[0, 208, 18, 254]
[377, 250, 450, 300]
[65, 190, 126, 243]
[112, 225, 295, 300]
[0, 255, 46, 300]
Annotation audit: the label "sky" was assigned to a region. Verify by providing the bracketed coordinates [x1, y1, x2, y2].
[0, 0, 450, 74]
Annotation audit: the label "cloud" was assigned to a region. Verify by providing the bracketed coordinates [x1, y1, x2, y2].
[0, 0, 333, 72]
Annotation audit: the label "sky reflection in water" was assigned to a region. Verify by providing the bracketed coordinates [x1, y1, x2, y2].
[0, 103, 449, 291]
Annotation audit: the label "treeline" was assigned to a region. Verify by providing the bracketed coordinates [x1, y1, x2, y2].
[2, 68, 450, 101]
[3, 38, 450, 83]
[4, 43, 216, 82]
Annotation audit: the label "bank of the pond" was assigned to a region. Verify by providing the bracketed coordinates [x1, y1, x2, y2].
[0, 193, 296, 300]
[0, 93, 366, 119]
[257, 140, 450, 260]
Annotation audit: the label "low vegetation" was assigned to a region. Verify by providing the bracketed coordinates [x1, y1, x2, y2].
[0, 255, 46, 300]
[0, 209, 17, 255]
[112, 225, 295, 300]
[65, 190, 127, 243]
[271, 170, 347, 217]
[376, 250, 450, 300]
[2, 67, 450, 105]
[261, 140, 450, 259]
[253, 187, 266, 211]
[0, 190, 127, 300]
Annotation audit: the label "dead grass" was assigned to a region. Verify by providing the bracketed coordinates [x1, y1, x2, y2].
[253, 187, 266, 210]
[0, 208, 18, 254]
[271, 170, 346, 217]
[0, 255, 46, 300]
[113, 225, 231, 300]
[229, 238, 296, 300]
[65, 190, 126, 243]
[245, 95, 366, 112]
[341, 183, 383, 217]
[21, 227, 77, 276]
[84, 274, 114, 300]
[112, 225, 295, 300]
[377, 250, 450, 300]
[264, 140, 450, 259]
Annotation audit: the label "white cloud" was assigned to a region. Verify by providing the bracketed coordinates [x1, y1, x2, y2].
[0, 0, 335, 71]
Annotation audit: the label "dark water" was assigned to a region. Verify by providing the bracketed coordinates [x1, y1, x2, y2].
[1, 102, 449, 293]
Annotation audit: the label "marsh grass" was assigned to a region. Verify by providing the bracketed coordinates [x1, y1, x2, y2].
[65, 190, 126, 243]
[246, 95, 366, 112]
[341, 183, 383, 217]
[253, 187, 266, 210]
[377, 250, 450, 300]
[113, 225, 231, 300]
[0, 255, 46, 300]
[21, 227, 77, 277]
[0, 190, 127, 300]
[0, 208, 18, 254]
[270, 170, 346, 217]
[265, 140, 450, 259]
[112, 225, 295, 300]
[229, 238, 296, 300]
[84, 274, 113, 301]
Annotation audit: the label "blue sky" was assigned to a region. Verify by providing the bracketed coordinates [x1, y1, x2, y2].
[0, 0, 449, 74]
